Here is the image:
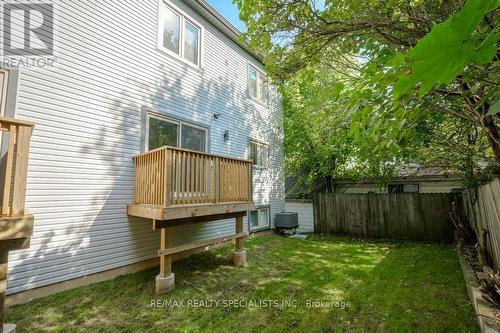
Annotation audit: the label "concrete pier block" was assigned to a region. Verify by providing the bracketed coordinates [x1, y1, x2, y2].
[233, 249, 246, 267]
[155, 273, 175, 295]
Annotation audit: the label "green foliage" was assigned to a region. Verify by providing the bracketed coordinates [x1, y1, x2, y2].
[393, 0, 500, 98]
[236, 0, 499, 189]
[282, 63, 406, 191]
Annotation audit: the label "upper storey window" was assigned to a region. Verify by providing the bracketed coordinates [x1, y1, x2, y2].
[159, 2, 201, 66]
[248, 65, 267, 104]
[163, 6, 181, 54]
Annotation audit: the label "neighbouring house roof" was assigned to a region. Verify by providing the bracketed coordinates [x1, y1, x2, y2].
[285, 166, 462, 199]
[182, 0, 264, 64]
[395, 165, 459, 178]
[332, 175, 462, 186]
[333, 166, 462, 186]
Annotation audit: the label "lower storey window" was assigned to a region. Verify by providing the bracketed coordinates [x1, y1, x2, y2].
[249, 206, 270, 231]
[148, 114, 207, 152]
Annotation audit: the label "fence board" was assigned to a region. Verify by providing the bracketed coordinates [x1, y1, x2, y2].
[313, 192, 454, 242]
[462, 178, 500, 270]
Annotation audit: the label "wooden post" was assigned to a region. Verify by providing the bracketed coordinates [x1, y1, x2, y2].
[11, 125, 32, 216]
[233, 215, 246, 266]
[1, 126, 16, 216]
[156, 226, 175, 294]
[235, 215, 243, 251]
[0, 251, 8, 333]
[159, 228, 171, 277]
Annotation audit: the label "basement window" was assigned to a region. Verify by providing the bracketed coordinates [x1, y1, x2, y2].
[249, 206, 270, 231]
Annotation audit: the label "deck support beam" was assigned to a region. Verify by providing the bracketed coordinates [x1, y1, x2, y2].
[233, 215, 246, 267]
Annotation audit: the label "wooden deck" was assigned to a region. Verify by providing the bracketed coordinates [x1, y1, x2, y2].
[127, 146, 255, 294]
[0, 117, 35, 332]
[127, 146, 255, 223]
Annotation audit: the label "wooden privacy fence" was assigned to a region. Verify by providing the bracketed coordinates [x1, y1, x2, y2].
[133, 146, 253, 206]
[462, 178, 500, 271]
[313, 192, 454, 242]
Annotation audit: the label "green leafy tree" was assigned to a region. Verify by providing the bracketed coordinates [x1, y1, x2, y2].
[235, 0, 499, 176]
[281, 66, 404, 191]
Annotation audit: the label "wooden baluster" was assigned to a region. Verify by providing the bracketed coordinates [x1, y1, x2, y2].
[186, 153, 191, 204]
[147, 154, 150, 204]
[230, 161, 233, 201]
[214, 157, 220, 203]
[173, 151, 177, 204]
[177, 152, 181, 204]
[195, 155, 200, 203]
[154, 151, 158, 205]
[149, 153, 153, 204]
[165, 149, 172, 206]
[248, 162, 252, 202]
[182, 152, 187, 204]
[241, 163, 244, 200]
[199, 156, 203, 202]
[139, 157, 142, 204]
[158, 151, 162, 205]
[237, 162, 240, 202]
[161, 150, 165, 205]
[239, 162, 243, 201]
[133, 157, 137, 204]
[190, 154, 195, 203]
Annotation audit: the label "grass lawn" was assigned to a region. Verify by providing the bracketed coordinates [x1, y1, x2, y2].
[6, 234, 477, 332]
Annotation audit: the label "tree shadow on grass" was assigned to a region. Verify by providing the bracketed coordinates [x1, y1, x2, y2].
[5, 235, 477, 333]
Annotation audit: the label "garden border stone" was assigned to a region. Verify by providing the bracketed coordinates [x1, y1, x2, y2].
[457, 248, 500, 333]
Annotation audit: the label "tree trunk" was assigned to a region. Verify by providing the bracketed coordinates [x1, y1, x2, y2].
[482, 115, 500, 166]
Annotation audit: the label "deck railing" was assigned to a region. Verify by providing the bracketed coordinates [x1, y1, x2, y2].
[0, 117, 34, 217]
[133, 146, 253, 206]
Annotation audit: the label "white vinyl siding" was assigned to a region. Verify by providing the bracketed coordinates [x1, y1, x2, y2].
[6, 0, 284, 295]
[285, 201, 314, 232]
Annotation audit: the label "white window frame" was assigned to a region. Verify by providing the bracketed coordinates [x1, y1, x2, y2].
[248, 206, 271, 231]
[249, 139, 269, 169]
[248, 64, 268, 104]
[158, 1, 202, 68]
[146, 112, 208, 152]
